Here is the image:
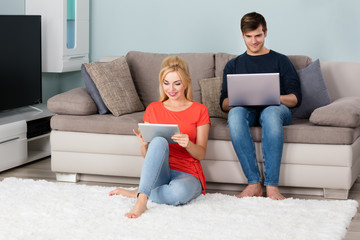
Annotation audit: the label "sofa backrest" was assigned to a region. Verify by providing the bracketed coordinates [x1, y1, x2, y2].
[320, 61, 360, 101]
[124, 51, 215, 107]
[100, 52, 360, 105]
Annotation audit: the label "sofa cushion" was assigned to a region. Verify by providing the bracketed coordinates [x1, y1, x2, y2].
[51, 113, 360, 145]
[292, 59, 331, 119]
[51, 111, 145, 135]
[199, 77, 228, 119]
[209, 118, 360, 145]
[125, 51, 215, 106]
[84, 57, 144, 117]
[214, 52, 237, 78]
[214, 53, 312, 78]
[47, 87, 97, 115]
[287, 55, 313, 71]
[81, 64, 110, 115]
[310, 97, 360, 128]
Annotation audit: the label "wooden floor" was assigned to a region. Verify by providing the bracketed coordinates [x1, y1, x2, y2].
[1, 157, 359, 240]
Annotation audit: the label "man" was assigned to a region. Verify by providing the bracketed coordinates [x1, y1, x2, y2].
[220, 12, 301, 200]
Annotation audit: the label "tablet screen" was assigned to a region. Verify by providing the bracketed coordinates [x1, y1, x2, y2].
[138, 123, 180, 143]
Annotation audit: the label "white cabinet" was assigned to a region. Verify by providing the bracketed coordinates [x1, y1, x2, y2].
[28, 133, 50, 162]
[0, 104, 53, 172]
[26, 0, 89, 72]
[0, 121, 27, 171]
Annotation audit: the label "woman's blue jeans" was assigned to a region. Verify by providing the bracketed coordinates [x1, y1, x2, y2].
[138, 137, 202, 205]
[228, 105, 292, 186]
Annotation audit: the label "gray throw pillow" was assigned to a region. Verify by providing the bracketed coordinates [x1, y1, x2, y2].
[81, 64, 109, 115]
[292, 59, 331, 119]
[199, 77, 228, 119]
[84, 57, 144, 117]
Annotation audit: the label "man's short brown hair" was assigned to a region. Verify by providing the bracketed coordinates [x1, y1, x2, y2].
[240, 12, 267, 34]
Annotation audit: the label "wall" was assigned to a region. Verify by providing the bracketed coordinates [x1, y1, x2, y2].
[0, 0, 24, 14]
[90, 0, 360, 62]
[1, 0, 359, 100]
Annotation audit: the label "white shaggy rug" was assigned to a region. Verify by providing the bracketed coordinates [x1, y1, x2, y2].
[0, 178, 357, 240]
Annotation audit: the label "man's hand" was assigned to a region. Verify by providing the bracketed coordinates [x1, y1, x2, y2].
[222, 98, 232, 112]
[280, 94, 298, 108]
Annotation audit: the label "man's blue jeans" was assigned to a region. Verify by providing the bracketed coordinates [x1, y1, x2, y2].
[138, 137, 202, 205]
[228, 105, 292, 186]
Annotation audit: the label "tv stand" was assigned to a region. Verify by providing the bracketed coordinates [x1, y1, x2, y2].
[28, 105, 44, 113]
[0, 104, 53, 172]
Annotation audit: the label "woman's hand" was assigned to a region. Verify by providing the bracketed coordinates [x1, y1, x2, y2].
[171, 133, 190, 148]
[133, 128, 146, 145]
[133, 128, 148, 157]
[178, 124, 210, 161]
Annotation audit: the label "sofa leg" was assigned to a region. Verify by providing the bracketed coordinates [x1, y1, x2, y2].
[323, 188, 349, 199]
[55, 173, 79, 182]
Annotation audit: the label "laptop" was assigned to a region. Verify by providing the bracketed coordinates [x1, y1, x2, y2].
[138, 123, 180, 143]
[227, 73, 280, 107]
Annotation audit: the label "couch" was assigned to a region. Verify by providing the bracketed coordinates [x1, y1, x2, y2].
[48, 51, 360, 199]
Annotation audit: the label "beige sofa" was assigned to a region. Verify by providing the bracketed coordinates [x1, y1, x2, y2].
[48, 51, 360, 199]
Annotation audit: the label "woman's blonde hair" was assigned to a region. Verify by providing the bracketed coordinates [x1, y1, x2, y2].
[158, 56, 193, 101]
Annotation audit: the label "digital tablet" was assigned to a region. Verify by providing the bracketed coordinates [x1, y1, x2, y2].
[138, 123, 180, 143]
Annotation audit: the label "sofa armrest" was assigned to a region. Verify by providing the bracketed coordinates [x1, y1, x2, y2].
[309, 97, 360, 128]
[47, 87, 98, 115]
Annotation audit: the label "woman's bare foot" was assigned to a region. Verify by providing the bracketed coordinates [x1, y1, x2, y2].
[235, 182, 263, 198]
[109, 187, 138, 198]
[266, 186, 286, 200]
[125, 193, 148, 218]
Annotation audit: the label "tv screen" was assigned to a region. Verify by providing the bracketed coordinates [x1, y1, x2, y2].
[0, 15, 42, 112]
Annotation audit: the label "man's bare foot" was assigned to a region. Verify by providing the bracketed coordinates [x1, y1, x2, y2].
[266, 186, 286, 200]
[125, 193, 148, 218]
[109, 188, 138, 198]
[235, 182, 263, 198]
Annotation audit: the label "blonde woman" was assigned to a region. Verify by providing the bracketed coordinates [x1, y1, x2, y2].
[110, 56, 210, 218]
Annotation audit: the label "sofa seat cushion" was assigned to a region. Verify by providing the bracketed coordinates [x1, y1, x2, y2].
[209, 118, 360, 145]
[51, 112, 144, 135]
[51, 112, 360, 145]
[125, 51, 215, 107]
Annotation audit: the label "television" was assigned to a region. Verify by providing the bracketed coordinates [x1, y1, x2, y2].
[0, 15, 42, 112]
